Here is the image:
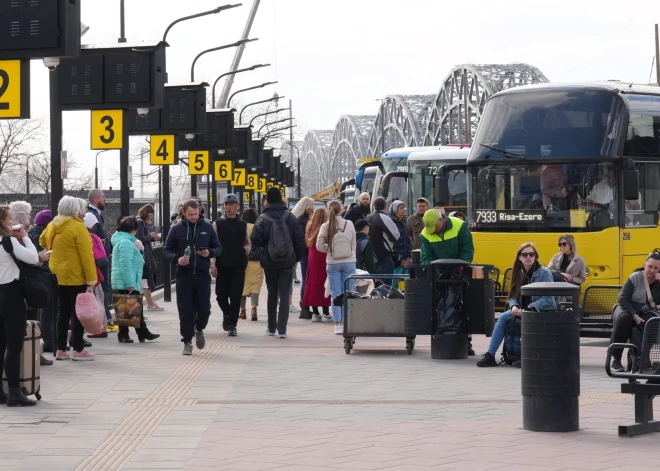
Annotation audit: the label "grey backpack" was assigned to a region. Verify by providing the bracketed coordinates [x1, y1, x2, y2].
[262, 214, 295, 264]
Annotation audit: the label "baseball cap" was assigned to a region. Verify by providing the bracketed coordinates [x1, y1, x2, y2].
[422, 209, 442, 232]
[354, 219, 369, 232]
[223, 193, 239, 204]
[416, 197, 430, 205]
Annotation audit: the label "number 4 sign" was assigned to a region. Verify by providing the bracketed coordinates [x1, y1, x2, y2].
[150, 135, 177, 165]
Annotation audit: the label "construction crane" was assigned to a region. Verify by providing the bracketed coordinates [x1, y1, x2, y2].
[311, 183, 341, 201]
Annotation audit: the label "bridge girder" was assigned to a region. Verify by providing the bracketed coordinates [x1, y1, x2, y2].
[301, 130, 333, 195]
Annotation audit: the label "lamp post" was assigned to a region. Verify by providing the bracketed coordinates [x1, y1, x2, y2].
[257, 117, 294, 137]
[248, 107, 289, 127]
[227, 82, 278, 108]
[239, 93, 282, 124]
[263, 125, 296, 140]
[163, 4, 242, 42]
[190, 38, 257, 82]
[286, 141, 302, 198]
[95, 149, 110, 189]
[212, 64, 270, 107]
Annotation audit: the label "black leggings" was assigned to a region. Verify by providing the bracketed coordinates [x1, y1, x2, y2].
[610, 306, 657, 361]
[57, 285, 87, 353]
[0, 281, 27, 389]
[311, 306, 330, 315]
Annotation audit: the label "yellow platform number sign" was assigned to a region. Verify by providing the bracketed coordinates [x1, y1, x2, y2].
[0, 60, 29, 119]
[231, 167, 246, 186]
[279, 186, 285, 198]
[244, 192, 250, 203]
[258, 178, 267, 194]
[91, 109, 123, 150]
[188, 151, 209, 175]
[150, 135, 176, 165]
[246, 173, 258, 191]
[215, 160, 233, 181]
[266, 181, 274, 191]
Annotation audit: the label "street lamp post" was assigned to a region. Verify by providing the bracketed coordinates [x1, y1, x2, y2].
[227, 82, 278, 108]
[238, 93, 282, 124]
[163, 4, 242, 43]
[95, 149, 110, 189]
[190, 39, 257, 82]
[263, 125, 296, 140]
[257, 117, 294, 137]
[286, 141, 302, 198]
[212, 64, 270, 107]
[248, 107, 289, 127]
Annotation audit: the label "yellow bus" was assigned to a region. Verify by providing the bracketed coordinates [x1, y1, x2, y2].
[456, 83, 660, 289]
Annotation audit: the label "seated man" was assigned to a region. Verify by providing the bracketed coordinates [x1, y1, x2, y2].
[540, 165, 568, 210]
[586, 167, 640, 210]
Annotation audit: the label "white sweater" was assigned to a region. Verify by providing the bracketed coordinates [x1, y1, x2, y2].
[0, 236, 39, 285]
[316, 216, 357, 264]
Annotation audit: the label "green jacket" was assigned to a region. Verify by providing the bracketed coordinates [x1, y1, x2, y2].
[420, 217, 474, 265]
[111, 231, 144, 293]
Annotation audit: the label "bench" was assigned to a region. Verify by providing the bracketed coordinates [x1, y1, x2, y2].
[579, 285, 621, 337]
[494, 267, 512, 311]
[606, 316, 660, 437]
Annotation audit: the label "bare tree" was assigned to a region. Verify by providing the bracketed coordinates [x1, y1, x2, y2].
[0, 118, 47, 180]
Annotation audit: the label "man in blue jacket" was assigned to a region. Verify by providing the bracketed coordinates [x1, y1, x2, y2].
[164, 199, 222, 355]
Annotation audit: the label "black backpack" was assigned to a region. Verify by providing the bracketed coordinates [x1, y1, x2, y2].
[501, 315, 521, 365]
[2, 236, 55, 309]
[355, 237, 377, 271]
[261, 213, 295, 264]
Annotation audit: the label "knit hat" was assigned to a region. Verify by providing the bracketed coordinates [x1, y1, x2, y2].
[266, 187, 282, 204]
[83, 213, 98, 229]
[34, 210, 53, 226]
[389, 200, 405, 214]
[422, 209, 442, 232]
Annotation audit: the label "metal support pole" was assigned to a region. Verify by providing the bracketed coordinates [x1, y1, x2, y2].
[158, 167, 162, 227]
[211, 169, 218, 221]
[656, 24, 660, 85]
[289, 100, 299, 197]
[162, 165, 171, 302]
[207, 175, 211, 215]
[463, 71, 470, 144]
[119, 110, 130, 216]
[217, 0, 261, 107]
[25, 168, 30, 196]
[49, 72, 63, 215]
[191, 174, 197, 197]
[118, 0, 127, 43]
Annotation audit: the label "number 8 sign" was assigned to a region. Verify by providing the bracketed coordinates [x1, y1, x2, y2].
[246, 173, 258, 190]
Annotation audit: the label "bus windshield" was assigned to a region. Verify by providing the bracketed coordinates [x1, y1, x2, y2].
[409, 160, 467, 210]
[470, 89, 626, 161]
[383, 157, 408, 173]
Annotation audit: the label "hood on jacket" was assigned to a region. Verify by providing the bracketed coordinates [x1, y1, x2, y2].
[111, 230, 136, 248]
[51, 215, 83, 232]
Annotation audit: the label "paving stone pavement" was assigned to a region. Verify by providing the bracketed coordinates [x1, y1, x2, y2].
[0, 276, 658, 471]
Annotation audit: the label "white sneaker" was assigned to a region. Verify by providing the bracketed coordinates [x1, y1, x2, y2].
[322, 314, 333, 323]
[312, 314, 322, 322]
[334, 324, 343, 335]
[289, 304, 301, 313]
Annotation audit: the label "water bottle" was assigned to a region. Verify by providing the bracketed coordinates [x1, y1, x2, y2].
[184, 246, 191, 261]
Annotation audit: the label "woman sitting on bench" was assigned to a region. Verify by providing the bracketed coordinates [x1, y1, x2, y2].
[610, 253, 660, 372]
[477, 242, 556, 368]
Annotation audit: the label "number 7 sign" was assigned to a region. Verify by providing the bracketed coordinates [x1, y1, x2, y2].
[231, 167, 246, 186]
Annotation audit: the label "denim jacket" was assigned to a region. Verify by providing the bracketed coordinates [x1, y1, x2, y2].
[507, 265, 557, 311]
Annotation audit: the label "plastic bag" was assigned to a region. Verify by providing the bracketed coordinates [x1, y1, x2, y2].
[435, 269, 466, 334]
[75, 288, 105, 335]
[371, 284, 405, 300]
[93, 284, 108, 328]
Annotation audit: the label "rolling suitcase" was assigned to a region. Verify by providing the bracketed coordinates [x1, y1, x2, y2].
[1, 321, 42, 400]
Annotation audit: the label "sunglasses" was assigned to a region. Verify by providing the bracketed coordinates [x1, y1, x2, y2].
[520, 252, 536, 258]
[558, 242, 568, 247]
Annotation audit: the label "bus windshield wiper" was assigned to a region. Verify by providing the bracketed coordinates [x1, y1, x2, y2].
[480, 144, 526, 160]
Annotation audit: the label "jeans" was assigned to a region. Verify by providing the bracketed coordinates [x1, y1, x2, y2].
[216, 266, 246, 328]
[487, 309, 513, 356]
[376, 256, 395, 275]
[57, 284, 87, 352]
[264, 267, 294, 334]
[0, 281, 27, 388]
[327, 262, 356, 322]
[176, 272, 212, 343]
[299, 253, 308, 301]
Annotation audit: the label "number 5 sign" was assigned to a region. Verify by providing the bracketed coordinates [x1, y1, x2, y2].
[91, 110, 123, 149]
[0, 60, 30, 120]
[188, 151, 209, 175]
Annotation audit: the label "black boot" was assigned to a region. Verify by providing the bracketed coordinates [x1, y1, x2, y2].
[138, 331, 161, 343]
[299, 304, 312, 320]
[0, 390, 7, 404]
[7, 388, 36, 407]
[118, 335, 134, 344]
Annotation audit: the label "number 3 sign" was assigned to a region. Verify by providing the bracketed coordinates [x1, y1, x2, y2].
[91, 110, 123, 149]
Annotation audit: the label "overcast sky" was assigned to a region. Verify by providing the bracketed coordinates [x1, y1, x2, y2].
[24, 0, 660, 195]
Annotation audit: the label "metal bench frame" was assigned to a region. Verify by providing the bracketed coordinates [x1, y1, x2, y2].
[606, 317, 660, 437]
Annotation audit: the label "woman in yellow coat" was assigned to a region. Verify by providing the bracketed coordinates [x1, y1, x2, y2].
[240, 209, 264, 321]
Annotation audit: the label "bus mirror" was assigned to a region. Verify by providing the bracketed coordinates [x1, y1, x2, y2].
[355, 168, 364, 190]
[623, 167, 639, 201]
[434, 174, 450, 206]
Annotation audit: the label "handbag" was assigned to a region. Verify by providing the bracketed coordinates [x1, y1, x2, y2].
[112, 292, 143, 328]
[643, 275, 657, 310]
[1, 236, 55, 309]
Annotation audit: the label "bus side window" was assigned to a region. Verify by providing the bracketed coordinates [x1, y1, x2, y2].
[625, 162, 660, 228]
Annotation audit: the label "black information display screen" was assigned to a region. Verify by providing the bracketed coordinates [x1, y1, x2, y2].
[475, 209, 545, 227]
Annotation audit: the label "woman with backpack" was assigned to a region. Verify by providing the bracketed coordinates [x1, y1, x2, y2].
[476, 242, 555, 368]
[302, 208, 331, 322]
[317, 200, 357, 335]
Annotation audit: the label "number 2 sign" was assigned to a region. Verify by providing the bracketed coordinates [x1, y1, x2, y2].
[0, 60, 30, 120]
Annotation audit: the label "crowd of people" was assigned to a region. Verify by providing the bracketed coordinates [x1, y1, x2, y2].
[0, 183, 655, 406]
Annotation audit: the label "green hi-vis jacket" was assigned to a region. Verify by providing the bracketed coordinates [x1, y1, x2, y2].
[420, 216, 475, 265]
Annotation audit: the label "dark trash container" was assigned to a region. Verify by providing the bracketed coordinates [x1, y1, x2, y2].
[520, 282, 580, 432]
[430, 259, 470, 360]
[465, 264, 495, 337]
[404, 265, 433, 336]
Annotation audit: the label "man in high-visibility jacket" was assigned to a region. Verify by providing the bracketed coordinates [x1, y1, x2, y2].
[420, 209, 475, 355]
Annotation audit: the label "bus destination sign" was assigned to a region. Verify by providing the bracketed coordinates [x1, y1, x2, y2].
[475, 209, 545, 225]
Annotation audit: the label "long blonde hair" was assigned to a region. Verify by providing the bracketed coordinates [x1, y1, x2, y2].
[306, 208, 327, 247]
[558, 234, 576, 260]
[292, 197, 314, 218]
[326, 200, 342, 248]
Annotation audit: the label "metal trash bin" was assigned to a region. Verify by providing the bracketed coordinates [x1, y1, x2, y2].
[520, 282, 580, 432]
[404, 264, 433, 336]
[430, 259, 470, 360]
[466, 264, 495, 337]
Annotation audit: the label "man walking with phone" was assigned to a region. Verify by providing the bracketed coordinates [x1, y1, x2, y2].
[164, 199, 222, 355]
[210, 194, 251, 337]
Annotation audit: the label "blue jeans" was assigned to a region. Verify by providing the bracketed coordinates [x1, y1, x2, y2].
[487, 309, 513, 356]
[300, 254, 308, 301]
[327, 262, 356, 322]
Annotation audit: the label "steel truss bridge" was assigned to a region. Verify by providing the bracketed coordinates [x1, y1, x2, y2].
[294, 63, 548, 194]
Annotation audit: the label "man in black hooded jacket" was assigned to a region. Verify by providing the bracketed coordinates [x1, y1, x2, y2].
[251, 188, 306, 337]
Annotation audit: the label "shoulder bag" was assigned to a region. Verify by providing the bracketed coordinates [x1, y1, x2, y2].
[1, 236, 55, 309]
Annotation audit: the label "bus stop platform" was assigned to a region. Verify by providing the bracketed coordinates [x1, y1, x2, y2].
[0, 282, 657, 471]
